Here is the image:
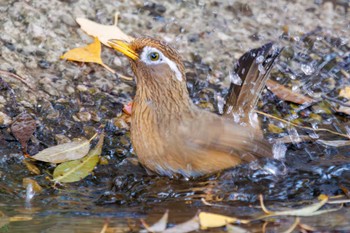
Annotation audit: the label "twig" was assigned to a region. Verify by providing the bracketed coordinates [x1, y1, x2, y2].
[322, 94, 350, 107]
[255, 110, 350, 139]
[0, 69, 36, 92]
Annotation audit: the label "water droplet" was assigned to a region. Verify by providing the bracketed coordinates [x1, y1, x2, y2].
[301, 63, 315, 75]
[258, 64, 266, 74]
[229, 71, 242, 85]
[25, 183, 35, 206]
[216, 95, 225, 114]
[273, 143, 287, 160]
[256, 55, 264, 63]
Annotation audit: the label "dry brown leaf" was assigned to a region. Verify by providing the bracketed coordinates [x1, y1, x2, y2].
[266, 80, 314, 104]
[76, 13, 133, 47]
[32, 138, 90, 163]
[60, 37, 115, 73]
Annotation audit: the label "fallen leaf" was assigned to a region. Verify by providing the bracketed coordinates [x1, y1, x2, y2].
[22, 178, 42, 193]
[336, 104, 350, 115]
[52, 133, 104, 183]
[298, 222, 317, 232]
[266, 80, 314, 104]
[32, 138, 90, 163]
[163, 215, 200, 233]
[259, 194, 338, 217]
[226, 224, 251, 233]
[198, 212, 248, 229]
[141, 210, 168, 233]
[76, 12, 133, 47]
[9, 215, 33, 222]
[0, 211, 10, 229]
[339, 86, 350, 99]
[316, 139, 350, 147]
[60, 37, 115, 73]
[281, 217, 300, 233]
[11, 113, 36, 155]
[23, 159, 40, 175]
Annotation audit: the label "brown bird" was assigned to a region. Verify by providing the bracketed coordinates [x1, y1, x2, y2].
[108, 37, 280, 178]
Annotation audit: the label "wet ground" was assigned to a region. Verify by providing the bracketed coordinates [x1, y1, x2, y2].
[0, 0, 350, 232]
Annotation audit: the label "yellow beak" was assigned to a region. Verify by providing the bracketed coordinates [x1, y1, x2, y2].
[108, 39, 139, 60]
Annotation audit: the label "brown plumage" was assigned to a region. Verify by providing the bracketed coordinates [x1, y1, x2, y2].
[108, 37, 280, 178]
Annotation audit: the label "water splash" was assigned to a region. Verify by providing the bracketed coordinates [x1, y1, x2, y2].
[301, 63, 315, 75]
[229, 71, 242, 85]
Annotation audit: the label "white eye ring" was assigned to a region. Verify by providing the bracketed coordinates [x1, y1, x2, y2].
[140, 46, 183, 81]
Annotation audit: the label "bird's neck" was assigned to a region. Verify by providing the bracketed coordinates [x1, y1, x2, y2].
[133, 81, 194, 119]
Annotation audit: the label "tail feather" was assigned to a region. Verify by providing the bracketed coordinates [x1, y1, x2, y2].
[224, 43, 282, 125]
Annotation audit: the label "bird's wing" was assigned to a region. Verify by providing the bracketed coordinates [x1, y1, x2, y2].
[169, 111, 272, 176]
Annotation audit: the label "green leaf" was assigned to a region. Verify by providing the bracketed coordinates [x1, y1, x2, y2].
[53, 134, 104, 183]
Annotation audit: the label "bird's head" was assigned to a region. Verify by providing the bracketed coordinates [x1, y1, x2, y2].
[108, 37, 186, 89]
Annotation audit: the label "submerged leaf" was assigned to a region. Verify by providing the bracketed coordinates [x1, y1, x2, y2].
[316, 139, 350, 147]
[141, 210, 168, 233]
[60, 37, 115, 73]
[163, 215, 199, 233]
[259, 194, 329, 217]
[32, 138, 90, 163]
[53, 133, 104, 183]
[199, 212, 248, 229]
[226, 224, 251, 233]
[11, 113, 36, 154]
[22, 178, 42, 193]
[23, 159, 41, 175]
[266, 80, 314, 104]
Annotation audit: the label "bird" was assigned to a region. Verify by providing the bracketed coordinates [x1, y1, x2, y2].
[108, 37, 281, 178]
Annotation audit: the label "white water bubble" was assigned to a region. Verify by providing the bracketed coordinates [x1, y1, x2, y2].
[229, 71, 242, 85]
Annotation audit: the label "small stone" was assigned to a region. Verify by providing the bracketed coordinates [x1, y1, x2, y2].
[0, 112, 12, 125]
[77, 84, 88, 92]
[66, 86, 75, 94]
[54, 134, 71, 144]
[113, 117, 129, 130]
[76, 111, 91, 122]
[90, 112, 101, 122]
[0, 96, 6, 104]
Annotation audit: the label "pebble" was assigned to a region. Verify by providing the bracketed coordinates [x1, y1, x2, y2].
[77, 84, 88, 92]
[76, 111, 91, 122]
[0, 112, 12, 125]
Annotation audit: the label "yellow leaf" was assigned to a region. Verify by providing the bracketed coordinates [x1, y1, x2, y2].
[60, 37, 115, 73]
[76, 12, 133, 47]
[198, 212, 249, 229]
[339, 86, 350, 99]
[22, 178, 43, 193]
[259, 194, 330, 217]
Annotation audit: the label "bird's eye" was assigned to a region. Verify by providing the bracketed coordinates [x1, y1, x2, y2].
[149, 52, 160, 61]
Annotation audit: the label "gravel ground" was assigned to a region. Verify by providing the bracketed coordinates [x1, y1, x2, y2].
[0, 0, 349, 120]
